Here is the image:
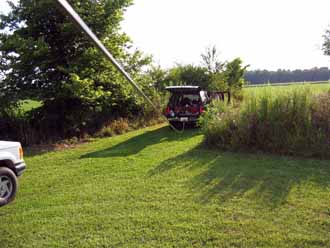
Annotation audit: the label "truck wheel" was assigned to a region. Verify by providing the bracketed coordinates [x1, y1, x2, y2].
[0, 167, 18, 207]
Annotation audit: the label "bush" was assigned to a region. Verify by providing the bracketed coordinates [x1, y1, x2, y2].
[201, 87, 330, 158]
[95, 115, 164, 139]
[0, 99, 163, 146]
[109, 118, 129, 135]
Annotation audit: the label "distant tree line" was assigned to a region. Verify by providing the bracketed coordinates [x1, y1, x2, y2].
[244, 67, 330, 85]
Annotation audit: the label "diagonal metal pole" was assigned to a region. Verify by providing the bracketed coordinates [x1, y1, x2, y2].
[56, 0, 157, 110]
[55, 0, 182, 132]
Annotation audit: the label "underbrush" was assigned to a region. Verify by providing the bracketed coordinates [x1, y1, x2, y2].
[94, 115, 163, 138]
[201, 87, 330, 158]
[0, 103, 164, 146]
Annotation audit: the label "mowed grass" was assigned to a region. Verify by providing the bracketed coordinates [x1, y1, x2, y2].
[17, 100, 42, 115]
[1, 124, 330, 247]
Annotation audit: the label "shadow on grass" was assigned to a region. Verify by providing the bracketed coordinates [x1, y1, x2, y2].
[81, 126, 200, 158]
[149, 147, 330, 208]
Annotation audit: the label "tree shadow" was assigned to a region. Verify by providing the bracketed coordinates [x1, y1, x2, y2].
[80, 126, 200, 158]
[149, 147, 330, 208]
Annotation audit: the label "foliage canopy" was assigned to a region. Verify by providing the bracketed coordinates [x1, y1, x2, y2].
[0, 0, 156, 140]
[0, 0, 151, 113]
[323, 28, 330, 56]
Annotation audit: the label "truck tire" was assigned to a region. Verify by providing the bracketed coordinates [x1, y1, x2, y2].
[0, 167, 18, 207]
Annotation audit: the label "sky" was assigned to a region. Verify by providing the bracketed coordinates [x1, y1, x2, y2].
[121, 0, 330, 70]
[1, 0, 330, 70]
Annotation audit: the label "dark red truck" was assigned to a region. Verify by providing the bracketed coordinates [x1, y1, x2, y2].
[165, 86, 230, 129]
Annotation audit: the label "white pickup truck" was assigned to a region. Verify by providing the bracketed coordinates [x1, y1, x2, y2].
[0, 141, 26, 207]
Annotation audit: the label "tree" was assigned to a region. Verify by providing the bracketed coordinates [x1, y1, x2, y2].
[323, 28, 330, 56]
[0, 0, 151, 106]
[0, 0, 151, 134]
[200, 45, 228, 91]
[165, 64, 211, 90]
[201, 45, 225, 74]
[207, 58, 248, 93]
[208, 72, 227, 91]
[146, 65, 167, 91]
[224, 58, 248, 91]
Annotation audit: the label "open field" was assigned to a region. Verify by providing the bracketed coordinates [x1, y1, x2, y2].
[244, 82, 330, 96]
[245, 81, 330, 88]
[18, 100, 42, 114]
[1, 124, 330, 247]
[203, 82, 330, 158]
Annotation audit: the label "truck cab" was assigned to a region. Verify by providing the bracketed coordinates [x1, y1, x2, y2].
[0, 141, 26, 207]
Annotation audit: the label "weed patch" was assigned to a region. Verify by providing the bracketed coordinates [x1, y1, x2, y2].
[201, 86, 330, 158]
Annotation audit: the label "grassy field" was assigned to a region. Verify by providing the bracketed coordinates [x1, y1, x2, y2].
[18, 100, 42, 114]
[203, 82, 330, 158]
[1, 124, 330, 247]
[244, 82, 330, 96]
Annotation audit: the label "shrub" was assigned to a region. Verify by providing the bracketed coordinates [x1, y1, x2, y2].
[201, 87, 330, 158]
[95, 118, 129, 137]
[109, 118, 129, 135]
[95, 126, 115, 138]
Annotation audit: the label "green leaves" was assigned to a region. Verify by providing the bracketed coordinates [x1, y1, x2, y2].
[63, 73, 110, 104]
[224, 58, 249, 91]
[323, 28, 330, 56]
[165, 65, 211, 90]
[207, 57, 248, 93]
[0, 0, 151, 113]
[0, 0, 158, 140]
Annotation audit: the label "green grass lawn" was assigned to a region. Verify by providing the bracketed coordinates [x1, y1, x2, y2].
[17, 100, 42, 114]
[1, 124, 330, 247]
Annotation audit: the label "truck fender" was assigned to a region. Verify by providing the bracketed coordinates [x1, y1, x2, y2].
[0, 151, 17, 171]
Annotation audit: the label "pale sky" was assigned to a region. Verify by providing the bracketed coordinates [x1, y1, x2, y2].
[122, 0, 330, 70]
[1, 0, 330, 70]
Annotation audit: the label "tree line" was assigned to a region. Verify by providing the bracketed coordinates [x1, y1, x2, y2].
[244, 68, 330, 85]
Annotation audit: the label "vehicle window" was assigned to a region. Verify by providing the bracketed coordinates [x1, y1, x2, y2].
[169, 93, 201, 106]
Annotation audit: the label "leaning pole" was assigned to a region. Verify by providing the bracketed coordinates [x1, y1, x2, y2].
[55, 0, 176, 129]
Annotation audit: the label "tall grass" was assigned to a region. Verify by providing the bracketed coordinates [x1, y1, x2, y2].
[201, 86, 330, 158]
